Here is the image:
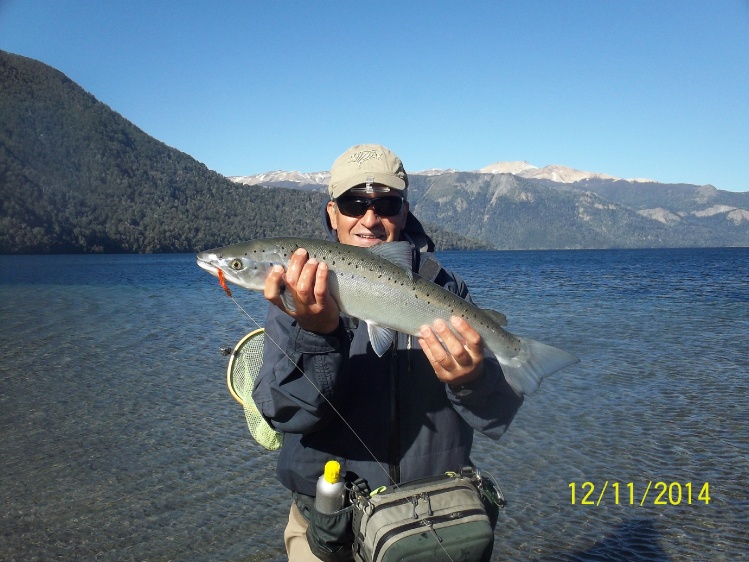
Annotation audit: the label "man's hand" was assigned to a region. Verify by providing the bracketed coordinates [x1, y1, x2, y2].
[418, 316, 485, 386]
[264, 248, 341, 334]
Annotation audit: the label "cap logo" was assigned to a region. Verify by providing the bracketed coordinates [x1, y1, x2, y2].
[347, 149, 383, 167]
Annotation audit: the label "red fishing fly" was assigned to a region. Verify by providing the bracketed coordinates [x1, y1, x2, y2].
[217, 269, 232, 297]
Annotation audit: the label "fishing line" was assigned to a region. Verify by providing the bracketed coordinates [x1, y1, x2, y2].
[226, 294, 399, 489]
[224, 292, 458, 562]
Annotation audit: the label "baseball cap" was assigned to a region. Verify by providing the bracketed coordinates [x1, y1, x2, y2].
[328, 144, 409, 199]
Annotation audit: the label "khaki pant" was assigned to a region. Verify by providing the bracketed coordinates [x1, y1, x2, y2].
[284, 502, 324, 561]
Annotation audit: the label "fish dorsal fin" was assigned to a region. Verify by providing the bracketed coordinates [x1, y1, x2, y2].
[367, 321, 396, 357]
[369, 242, 413, 279]
[483, 309, 508, 327]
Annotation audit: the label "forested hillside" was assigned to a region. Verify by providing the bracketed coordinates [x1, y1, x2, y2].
[0, 51, 481, 254]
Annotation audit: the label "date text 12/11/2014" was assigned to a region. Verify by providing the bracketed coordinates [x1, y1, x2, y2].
[569, 481, 710, 506]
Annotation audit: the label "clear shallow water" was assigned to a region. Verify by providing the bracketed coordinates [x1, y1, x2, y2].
[1, 248, 747, 561]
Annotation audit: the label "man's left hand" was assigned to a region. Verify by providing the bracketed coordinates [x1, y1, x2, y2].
[418, 316, 485, 386]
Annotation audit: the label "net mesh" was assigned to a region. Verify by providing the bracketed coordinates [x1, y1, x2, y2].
[227, 329, 283, 451]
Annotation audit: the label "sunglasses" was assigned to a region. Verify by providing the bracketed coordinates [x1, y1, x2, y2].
[335, 196, 405, 218]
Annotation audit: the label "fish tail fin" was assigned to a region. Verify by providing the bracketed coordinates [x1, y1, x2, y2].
[492, 337, 580, 396]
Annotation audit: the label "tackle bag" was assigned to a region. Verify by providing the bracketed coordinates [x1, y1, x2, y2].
[349, 467, 504, 562]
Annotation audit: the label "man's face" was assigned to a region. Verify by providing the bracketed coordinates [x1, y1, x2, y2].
[326, 191, 409, 248]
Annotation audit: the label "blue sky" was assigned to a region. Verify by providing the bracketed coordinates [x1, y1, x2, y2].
[1, 0, 747, 191]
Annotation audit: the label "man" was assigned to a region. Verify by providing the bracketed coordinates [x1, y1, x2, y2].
[252, 144, 523, 560]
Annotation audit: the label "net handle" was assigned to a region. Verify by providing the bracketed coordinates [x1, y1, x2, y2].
[226, 327, 265, 405]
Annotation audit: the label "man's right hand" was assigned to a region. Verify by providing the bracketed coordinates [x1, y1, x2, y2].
[264, 248, 341, 334]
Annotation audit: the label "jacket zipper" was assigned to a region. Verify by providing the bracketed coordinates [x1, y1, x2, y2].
[388, 339, 401, 485]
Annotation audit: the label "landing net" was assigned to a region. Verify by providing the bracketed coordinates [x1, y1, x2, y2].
[227, 328, 283, 451]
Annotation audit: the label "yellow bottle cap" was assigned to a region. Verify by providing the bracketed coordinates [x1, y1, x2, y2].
[324, 460, 341, 484]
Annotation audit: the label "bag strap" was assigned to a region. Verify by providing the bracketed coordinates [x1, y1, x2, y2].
[348, 477, 371, 498]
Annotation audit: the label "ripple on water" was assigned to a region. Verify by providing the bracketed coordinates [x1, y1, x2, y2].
[1, 250, 747, 561]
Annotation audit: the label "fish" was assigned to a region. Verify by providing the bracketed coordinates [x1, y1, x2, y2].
[196, 237, 579, 395]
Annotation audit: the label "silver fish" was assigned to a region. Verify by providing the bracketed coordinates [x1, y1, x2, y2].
[197, 237, 579, 395]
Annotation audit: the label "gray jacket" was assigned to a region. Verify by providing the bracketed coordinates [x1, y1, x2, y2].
[252, 211, 523, 497]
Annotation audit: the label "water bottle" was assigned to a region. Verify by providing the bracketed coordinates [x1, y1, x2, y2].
[314, 460, 346, 514]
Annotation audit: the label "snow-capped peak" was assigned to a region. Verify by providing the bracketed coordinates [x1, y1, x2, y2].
[475, 161, 615, 183]
[412, 168, 459, 176]
[477, 161, 538, 175]
[229, 170, 330, 186]
[518, 164, 617, 183]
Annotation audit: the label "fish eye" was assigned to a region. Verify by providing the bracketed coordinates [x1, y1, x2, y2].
[230, 259, 243, 270]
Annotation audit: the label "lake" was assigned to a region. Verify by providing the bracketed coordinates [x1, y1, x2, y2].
[1, 248, 747, 561]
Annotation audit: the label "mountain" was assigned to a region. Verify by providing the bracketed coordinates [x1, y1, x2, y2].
[405, 173, 749, 249]
[229, 164, 749, 249]
[0, 51, 325, 253]
[0, 51, 484, 253]
[231, 161, 656, 191]
[1, 50, 747, 253]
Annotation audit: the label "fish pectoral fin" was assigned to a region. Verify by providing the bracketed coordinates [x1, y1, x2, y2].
[367, 322, 396, 357]
[483, 309, 508, 327]
[369, 242, 413, 279]
[279, 284, 297, 314]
